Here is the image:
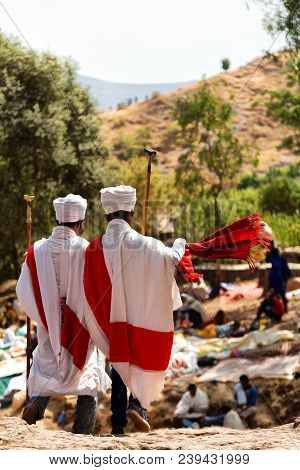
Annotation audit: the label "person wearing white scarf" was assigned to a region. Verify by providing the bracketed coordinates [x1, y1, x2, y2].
[16, 194, 110, 434]
[84, 185, 186, 434]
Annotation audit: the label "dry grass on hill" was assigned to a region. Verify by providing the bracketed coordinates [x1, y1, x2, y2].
[100, 53, 300, 174]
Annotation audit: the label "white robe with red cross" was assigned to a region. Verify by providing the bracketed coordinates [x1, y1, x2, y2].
[16, 226, 110, 397]
[83, 219, 185, 408]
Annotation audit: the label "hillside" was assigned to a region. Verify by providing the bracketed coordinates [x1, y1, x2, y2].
[100, 53, 300, 174]
[1, 417, 299, 450]
[77, 75, 195, 110]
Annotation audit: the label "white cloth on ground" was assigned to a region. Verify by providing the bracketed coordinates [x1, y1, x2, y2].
[3, 372, 26, 397]
[223, 409, 245, 430]
[16, 226, 110, 397]
[175, 388, 209, 418]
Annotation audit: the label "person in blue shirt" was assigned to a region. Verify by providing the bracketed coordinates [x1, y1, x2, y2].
[234, 375, 258, 421]
[268, 248, 291, 312]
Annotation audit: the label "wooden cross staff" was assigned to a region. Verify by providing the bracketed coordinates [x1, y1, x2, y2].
[24, 194, 35, 399]
[141, 148, 157, 236]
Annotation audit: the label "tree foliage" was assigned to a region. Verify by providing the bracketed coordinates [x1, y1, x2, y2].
[221, 58, 231, 72]
[266, 54, 300, 154]
[174, 84, 256, 229]
[259, 174, 300, 213]
[257, 0, 300, 48]
[257, 1, 300, 154]
[0, 33, 107, 280]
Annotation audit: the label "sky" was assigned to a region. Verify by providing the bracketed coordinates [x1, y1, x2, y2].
[0, 0, 286, 83]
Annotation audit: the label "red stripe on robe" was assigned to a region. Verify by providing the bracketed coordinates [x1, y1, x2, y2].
[84, 236, 112, 339]
[61, 302, 90, 370]
[26, 246, 48, 331]
[84, 236, 174, 371]
[27, 245, 90, 370]
[109, 323, 173, 370]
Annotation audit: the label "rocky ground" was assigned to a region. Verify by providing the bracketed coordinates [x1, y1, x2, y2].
[0, 417, 299, 450]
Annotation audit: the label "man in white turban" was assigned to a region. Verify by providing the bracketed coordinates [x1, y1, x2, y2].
[16, 194, 110, 434]
[83, 185, 186, 434]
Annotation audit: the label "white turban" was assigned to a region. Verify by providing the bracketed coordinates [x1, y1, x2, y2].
[53, 194, 87, 223]
[100, 185, 136, 215]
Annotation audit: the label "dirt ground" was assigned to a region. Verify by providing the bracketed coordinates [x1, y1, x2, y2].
[0, 417, 299, 450]
[203, 295, 300, 332]
[2, 376, 298, 437]
[1, 297, 299, 444]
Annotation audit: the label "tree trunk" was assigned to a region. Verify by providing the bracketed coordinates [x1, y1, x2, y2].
[213, 192, 220, 230]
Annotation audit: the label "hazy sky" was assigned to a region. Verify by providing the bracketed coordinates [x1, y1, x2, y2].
[0, 0, 285, 83]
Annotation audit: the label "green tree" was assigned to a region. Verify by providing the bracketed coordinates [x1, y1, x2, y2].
[0, 33, 107, 280]
[257, 0, 300, 48]
[257, 0, 300, 154]
[259, 175, 300, 214]
[266, 54, 300, 154]
[174, 84, 256, 230]
[221, 57, 231, 72]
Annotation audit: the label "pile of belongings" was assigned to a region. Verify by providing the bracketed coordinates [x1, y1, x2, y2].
[168, 330, 300, 382]
[220, 281, 264, 303]
[167, 334, 200, 377]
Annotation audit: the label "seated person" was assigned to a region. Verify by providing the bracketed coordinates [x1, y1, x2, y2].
[230, 321, 246, 338]
[256, 288, 284, 323]
[178, 294, 206, 329]
[198, 310, 228, 339]
[234, 375, 258, 421]
[3, 321, 18, 345]
[16, 319, 27, 337]
[216, 320, 247, 338]
[174, 384, 209, 429]
[202, 309, 225, 328]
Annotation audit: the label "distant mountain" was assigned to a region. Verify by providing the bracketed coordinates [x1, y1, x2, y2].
[77, 75, 196, 110]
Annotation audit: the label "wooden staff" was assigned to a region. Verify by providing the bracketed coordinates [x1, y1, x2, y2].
[141, 148, 157, 235]
[24, 194, 35, 399]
